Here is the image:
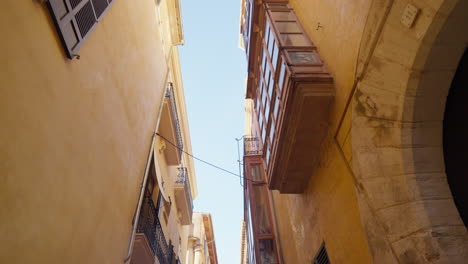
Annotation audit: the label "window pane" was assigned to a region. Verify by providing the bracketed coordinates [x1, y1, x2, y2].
[261, 126, 266, 144]
[268, 36, 275, 57]
[259, 239, 277, 263]
[265, 101, 270, 122]
[270, 97, 276, 118]
[256, 95, 261, 114]
[268, 75, 274, 99]
[276, 21, 301, 33]
[259, 77, 264, 94]
[264, 65, 270, 86]
[246, 201, 257, 264]
[246, 2, 252, 37]
[281, 33, 309, 46]
[262, 50, 267, 71]
[252, 185, 272, 234]
[269, 122, 275, 142]
[273, 95, 280, 120]
[259, 82, 264, 101]
[259, 111, 263, 129]
[278, 62, 286, 92]
[251, 164, 263, 181]
[271, 11, 295, 21]
[289, 51, 319, 64]
[261, 79, 266, 101]
[265, 148, 271, 165]
[264, 21, 270, 43]
[271, 42, 278, 71]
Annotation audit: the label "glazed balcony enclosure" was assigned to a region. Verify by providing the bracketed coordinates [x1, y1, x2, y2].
[242, 1, 334, 193]
[243, 141, 280, 264]
[174, 167, 193, 225]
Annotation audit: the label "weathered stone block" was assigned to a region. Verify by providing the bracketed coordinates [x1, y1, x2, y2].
[355, 84, 404, 121]
[406, 147, 445, 174]
[377, 201, 431, 241]
[432, 225, 468, 263]
[361, 55, 412, 95]
[424, 43, 466, 71]
[392, 232, 439, 263]
[424, 199, 465, 227]
[360, 172, 450, 210]
[402, 122, 442, 147]
[355, 147, 403, 179]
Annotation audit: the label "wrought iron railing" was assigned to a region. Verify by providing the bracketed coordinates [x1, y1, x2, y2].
[176, 167, 193, 214]
[137, 197, 175, 264]
[165, 83, 184, 160]
[244, 136, 261, 155]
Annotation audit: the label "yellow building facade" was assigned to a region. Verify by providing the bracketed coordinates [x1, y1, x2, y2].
[1, 0, 199, 264]
[240, 0, 467, 263]
[186, 213, 218, 264]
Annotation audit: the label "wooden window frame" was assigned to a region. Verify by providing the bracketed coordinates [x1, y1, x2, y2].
[244, 156, 280, 264]
[244, 180, 257, 264]
[256, 12, 290, 167]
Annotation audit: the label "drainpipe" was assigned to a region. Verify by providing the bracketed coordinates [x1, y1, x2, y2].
[123, 42, 181, 263]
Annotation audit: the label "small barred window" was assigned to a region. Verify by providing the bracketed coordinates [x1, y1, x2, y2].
[312, 243, 330, 264]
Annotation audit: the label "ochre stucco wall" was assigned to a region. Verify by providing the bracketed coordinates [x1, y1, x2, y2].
[0, 1, 168, 263]
[270, 0, 374, 263]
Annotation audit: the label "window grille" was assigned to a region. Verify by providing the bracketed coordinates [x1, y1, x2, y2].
[312, 244, 330, 264]
[47, 0, 113, 59]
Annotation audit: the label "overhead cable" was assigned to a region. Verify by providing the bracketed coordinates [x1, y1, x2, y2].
[155, 132, 256, 183]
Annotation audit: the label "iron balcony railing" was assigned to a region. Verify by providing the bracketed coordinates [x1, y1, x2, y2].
[176, 167, 193, 214]
[137, 197, 176, 264]
[165, 83, 184, 160]
[244, 136, 261, 156]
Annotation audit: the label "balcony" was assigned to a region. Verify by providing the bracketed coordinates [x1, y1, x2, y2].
[159, 83, 183, 165]
[174, 167, 193, 225]
[132, 198, 176, 264]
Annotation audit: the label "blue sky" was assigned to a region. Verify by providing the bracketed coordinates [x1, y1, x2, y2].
[179, 0, 247, 263]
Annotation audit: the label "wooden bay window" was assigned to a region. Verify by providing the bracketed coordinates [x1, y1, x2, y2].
[248, 3, 335, 193]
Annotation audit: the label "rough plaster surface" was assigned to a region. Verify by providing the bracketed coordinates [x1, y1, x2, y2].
[0, 1, 169, 263]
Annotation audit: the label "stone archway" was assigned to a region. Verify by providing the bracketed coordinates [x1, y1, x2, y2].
[351, 0, 468, 263]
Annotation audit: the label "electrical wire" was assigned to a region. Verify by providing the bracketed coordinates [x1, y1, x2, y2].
[155, 132, 256, 183]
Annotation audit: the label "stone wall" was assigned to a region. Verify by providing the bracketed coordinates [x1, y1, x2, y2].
[352, 0, 468, 262]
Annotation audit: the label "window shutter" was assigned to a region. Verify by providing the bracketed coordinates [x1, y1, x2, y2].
[47, 0, 112, 59]
[312, 244, 330, 264]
